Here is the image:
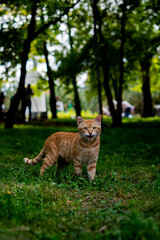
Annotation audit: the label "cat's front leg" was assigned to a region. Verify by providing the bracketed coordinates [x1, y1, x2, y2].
[74, 159, 82, 176]
[87, 161, 97, 181]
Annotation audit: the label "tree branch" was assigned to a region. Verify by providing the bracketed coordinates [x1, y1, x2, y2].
[33, 0, 81, 40]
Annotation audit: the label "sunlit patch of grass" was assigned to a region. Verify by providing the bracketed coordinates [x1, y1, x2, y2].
[54, 109, 110, 119]
[56, 109, 100, 119]
[57, 109, 76, 119]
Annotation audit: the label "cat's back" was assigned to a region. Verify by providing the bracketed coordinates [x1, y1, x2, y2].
[45, 131, 78, 148]
[44, 132, 78, 162]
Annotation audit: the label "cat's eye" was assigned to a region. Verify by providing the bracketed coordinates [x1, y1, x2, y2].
[83, 127, 88, 130]
[93, 127, 96, 129]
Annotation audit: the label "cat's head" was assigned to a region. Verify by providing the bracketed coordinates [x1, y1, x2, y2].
[77, 115, 102, 142]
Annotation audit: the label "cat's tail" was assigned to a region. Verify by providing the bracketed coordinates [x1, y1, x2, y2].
[24, 148, 45, 165]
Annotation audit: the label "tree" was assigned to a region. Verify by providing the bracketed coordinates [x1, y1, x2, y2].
[52, 2, 93, 117]
[67, 14, 81, 116]
[43, 42, 57, 118]
[1, 0, 81, 128]
[125, 0, 160, 117]
[90, 0, 103, 117]
[5, 0, 38, 128]
[90, 0, 116, 125]
[91, 0, 128, 126]
[117, 0, 126, 123]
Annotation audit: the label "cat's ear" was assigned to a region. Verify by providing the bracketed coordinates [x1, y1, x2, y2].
[95, 115, 102, 125]
[77, 116, 84, 126]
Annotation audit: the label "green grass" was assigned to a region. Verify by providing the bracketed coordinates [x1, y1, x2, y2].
[0, 118, 160, 240]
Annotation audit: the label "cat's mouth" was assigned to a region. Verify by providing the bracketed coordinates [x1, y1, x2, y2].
[86, 135, 94, 141]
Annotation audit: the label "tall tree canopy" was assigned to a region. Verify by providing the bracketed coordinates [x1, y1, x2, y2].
[0, 0, 160, 127]
[1, 0, 81, 128]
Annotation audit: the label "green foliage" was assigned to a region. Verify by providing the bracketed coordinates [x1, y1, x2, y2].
[150, 57, 160, 92]
[0, 118, 160, 239]
[0, 0, 160, 118]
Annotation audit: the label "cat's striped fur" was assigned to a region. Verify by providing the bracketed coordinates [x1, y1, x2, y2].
[24, 115, 101, 180]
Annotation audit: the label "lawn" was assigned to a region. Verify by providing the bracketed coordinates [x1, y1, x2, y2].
[0, 118, 160, 240]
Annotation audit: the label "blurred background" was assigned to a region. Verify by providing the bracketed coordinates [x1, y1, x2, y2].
[0, 0, 160, 127]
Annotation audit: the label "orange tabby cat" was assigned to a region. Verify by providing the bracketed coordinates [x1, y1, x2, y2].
[24, 115, 101, 180]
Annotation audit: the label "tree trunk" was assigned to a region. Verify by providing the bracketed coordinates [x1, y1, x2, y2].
[141, 61, 153, 117]
[117, 0, 126, 126]
[5, 2, 37, 128]
[72, 76, 81, 116]
[92, 0, 118, 126]
[67, 15, 81, 116]
[111, 73, 119, 102]
[91, 0, 103, 117]
[43, 42, 57, 119]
